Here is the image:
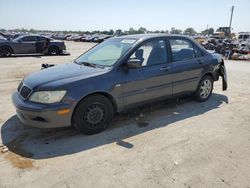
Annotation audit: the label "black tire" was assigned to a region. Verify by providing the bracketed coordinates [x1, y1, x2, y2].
[195, 75, 214, 102]
[0, 47, 12, 57]
[73, 95, 114, 135]
[48, 46, 60, 55]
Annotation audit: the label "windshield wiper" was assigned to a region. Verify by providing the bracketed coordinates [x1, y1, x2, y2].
[74, 60, 108, 69]
[77, 61, 97, 68]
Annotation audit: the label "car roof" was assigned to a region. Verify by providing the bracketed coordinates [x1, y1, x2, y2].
[116, 34, 192, 40]
[115, 34, 209, 55]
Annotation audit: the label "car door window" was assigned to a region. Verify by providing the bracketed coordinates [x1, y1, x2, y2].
[22, 36, 37, 42]
[37, 36, 43, 41]
[193, 44, 203, 58]
[129, 39, 167, 66]
[38, 36, 47, 41]
[169, 39, 195, 62]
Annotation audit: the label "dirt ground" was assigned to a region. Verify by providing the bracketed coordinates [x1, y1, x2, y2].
[0, 41, 250, 188]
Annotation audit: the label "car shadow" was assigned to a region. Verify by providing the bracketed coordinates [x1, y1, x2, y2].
[1, 93, 228, 159]
[0, 53, 70, 58]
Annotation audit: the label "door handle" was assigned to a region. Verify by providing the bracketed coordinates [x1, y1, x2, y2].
[197, 59, 204, 64]
[160, 66, 171, 71]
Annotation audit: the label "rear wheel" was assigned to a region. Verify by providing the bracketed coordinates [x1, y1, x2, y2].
[73, 95, 114, 134]
[48, 46, 60, 55]
[195, 75, 214, 102]
[0, 47, 12, 57]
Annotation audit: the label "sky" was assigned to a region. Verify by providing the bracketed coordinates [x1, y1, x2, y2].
[0, 0, 249, 33]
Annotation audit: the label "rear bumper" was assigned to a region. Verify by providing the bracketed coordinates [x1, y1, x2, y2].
[12, 92, 72, 128]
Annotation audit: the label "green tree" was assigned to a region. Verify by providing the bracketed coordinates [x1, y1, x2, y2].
[183, 27, 197, 36]
[138, 27, 147, 34]
[128, 27, 137, 35]
[108, 29, 114, 35]
[201, 28, 214, 35]
[115, 29, 122, 36]
[100, 30, 109, 35]
[170, 27, 182, 34]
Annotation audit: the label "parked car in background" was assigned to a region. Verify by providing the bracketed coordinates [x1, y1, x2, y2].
[52, 34, 71, 40]
[74, 35, 85, 42]
[78, 35, 90, 42]
[12, 34, 227, 134]
[0, 32, 12, 40]
[93, 35, 113, 43]
[237, 32, 250, 44]
[0, 35, 7, 41]
[66, 35, 81, 41]
[0, 35, 66, 57]
[84, 35, 99, 42]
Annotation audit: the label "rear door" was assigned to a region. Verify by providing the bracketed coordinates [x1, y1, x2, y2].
[121, 38, 173, 108]
[36, 36, 47, 53]
[168, 37, 206, 95]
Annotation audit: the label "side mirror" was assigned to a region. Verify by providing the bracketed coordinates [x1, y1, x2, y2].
[127, 59, 141, 68]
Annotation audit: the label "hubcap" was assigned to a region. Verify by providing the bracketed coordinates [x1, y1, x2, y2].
[200, 79, 212, 99]
[83, 103, 105, 128]
[51, 50, 57, 55]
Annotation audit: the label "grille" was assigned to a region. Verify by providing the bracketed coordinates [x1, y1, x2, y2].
[18, 82, 32, 99]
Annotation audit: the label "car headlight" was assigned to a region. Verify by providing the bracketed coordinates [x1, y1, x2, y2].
[29, 91, 66, 104]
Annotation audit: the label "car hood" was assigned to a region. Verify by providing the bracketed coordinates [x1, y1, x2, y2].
[23, 63, 109, 89]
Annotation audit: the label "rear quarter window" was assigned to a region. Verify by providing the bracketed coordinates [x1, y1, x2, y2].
[193, 44, 203, 58]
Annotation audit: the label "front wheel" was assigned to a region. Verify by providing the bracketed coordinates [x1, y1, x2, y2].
[195, 75, 214, 102]
[0, 47, 12, 57]
[72, 95, 114, 135]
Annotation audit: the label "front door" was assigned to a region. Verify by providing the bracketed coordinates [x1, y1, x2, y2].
[14, 36, 37, 54]
[120, 38, 173, 108]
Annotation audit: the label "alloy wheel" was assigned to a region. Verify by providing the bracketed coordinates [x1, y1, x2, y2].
[200, 79, 212, 99]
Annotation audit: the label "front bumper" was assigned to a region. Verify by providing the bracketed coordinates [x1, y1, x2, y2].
[12, 92, 72, 128]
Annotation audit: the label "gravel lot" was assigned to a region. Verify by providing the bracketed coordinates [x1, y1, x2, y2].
[0, 41, 250, 188]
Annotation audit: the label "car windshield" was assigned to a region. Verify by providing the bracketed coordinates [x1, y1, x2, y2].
[13, 36, 23, 42]
[74, 38, 137, 66]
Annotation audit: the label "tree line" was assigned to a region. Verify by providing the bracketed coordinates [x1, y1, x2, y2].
[0, 27, 215, 36]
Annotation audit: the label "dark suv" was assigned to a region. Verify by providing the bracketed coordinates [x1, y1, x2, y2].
[12, 34, 227, 134]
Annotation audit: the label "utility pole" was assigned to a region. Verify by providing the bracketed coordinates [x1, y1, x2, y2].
[229, 6, 234, 34]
